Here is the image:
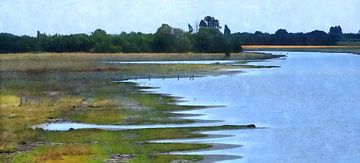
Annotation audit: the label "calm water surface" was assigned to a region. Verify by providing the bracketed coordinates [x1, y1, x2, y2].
[133, 51, 360, 163]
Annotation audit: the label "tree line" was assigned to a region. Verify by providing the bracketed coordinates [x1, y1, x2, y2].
[237, 26, 360, 45]
[1, 16, 359, 53]
[0, 16, 240, 54]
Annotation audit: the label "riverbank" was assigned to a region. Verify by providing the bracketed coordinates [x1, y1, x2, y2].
[0, 52, 280, 162]
[243, 45, 360, 54]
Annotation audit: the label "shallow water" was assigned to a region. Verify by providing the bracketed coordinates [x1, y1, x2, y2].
[131, 52, 360, 163]
[34, 121, 229, 131]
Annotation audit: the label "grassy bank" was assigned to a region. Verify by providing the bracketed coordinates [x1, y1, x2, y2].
[1, 52, 276, 162]
[243, 45, 360, 54]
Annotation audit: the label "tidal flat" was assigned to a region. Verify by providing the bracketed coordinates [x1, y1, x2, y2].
[0, 52, 279, 162]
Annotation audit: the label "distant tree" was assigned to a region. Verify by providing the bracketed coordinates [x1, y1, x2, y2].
[329, 25, 343, 44]
[36, 31, 48, 51]
[66, 34, 93, 52]
[229, 33, 243, 52]
[152, 24, 191, 52]
[307, 30, 331, 45]
[188, 24, 194, 33]
[2, 23, 350, 53]
[92, 29, 107, 36]
[199, 20, 207, 28]
[194, 28, 226, 53]
[91, 28, 115, 52]
[152, 24, 174, 52]
[224, 25, 231, 36]
[274, 29, 289, 44]
[204, 16, 221, 29]
[199, 16, 221, 29]
[329, 26, 343, 35]
[275, 29, 289, 36]
[0, 33, 19, 52]
[224, 25, 231, 57]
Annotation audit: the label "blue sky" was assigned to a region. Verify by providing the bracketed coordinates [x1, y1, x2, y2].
[1, 0, 359, 36]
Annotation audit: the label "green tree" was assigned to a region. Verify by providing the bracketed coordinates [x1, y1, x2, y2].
[224, 25, 231, 37]
[188, 24, 194, 33]
[204, 16, 221, 29]
[194, 27, 226, 53]
[91, 29, 117, 52]
[152, 24, 191, 52]
[224, 25, 231, 57]
[329, 25, 343, 44]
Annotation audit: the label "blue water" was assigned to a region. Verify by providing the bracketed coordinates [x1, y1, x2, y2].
[133, 52, 360, 163]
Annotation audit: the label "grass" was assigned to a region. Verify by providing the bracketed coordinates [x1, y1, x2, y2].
[0, 96, 81, 153]
[243, 45, 360, 54]
[0, 52, 274, 162]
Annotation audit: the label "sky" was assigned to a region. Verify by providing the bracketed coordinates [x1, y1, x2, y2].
[1, 0, 359, 36]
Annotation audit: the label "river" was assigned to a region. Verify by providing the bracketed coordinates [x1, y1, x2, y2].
[131, 51, 360, 163]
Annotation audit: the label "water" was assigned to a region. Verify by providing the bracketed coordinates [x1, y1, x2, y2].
[131, 52, 360, 163]
[38, 52, 360, 162]
[34, 121, 230, 131]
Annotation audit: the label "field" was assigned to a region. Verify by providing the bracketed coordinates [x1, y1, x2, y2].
[243, 45, 360, 54]
[0, 52, 278, 162]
